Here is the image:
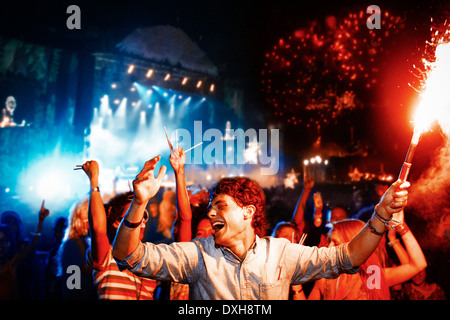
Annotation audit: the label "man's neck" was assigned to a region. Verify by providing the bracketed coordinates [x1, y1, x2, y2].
[226, 233, 256, 261]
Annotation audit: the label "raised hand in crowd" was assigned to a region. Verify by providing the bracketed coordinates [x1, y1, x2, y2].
[113, 156, 166, 260]
[170, 146, 193, 242]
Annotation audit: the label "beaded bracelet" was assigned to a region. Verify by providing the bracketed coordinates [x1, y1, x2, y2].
[367, 220, 386, 236]
[374, 208, 400, 230]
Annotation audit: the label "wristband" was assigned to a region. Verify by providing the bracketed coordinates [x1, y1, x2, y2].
[123, 218, 143, 228]
[123, 210, 148, 228]
[367, 220, 386, 236]
[395, 223, 410, 236]
[91, 186, 100, 193]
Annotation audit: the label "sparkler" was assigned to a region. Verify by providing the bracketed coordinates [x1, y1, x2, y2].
[299, 233, 307, 245]
[184, 142, 203, 154]
[399, 25, 450, 181]
[164, 126, 203, 154]
[163, 126, 174, 153]
[398, 128, 421, 181]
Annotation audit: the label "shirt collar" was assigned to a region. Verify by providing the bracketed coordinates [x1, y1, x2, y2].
[217, 235, 260, 261]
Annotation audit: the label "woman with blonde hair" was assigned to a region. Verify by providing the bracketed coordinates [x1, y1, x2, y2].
[57, 197, 97, 300]
[306, 217, 427, 300]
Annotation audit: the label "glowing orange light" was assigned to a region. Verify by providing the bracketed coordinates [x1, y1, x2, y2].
[412, 42, 450, 142]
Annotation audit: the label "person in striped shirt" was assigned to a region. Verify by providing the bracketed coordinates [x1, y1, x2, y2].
[80, 160, 157, 300]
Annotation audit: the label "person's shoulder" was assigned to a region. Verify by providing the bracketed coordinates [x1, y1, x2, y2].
[261, 235, 290, 244]
[191, 235, 216, 249]
[259, 235, 292, 251]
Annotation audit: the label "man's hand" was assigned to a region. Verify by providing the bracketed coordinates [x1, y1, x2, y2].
[169, 146, 186, 175]
[313, 192, 323, 212]
[133, 155, 166, 205]
[39, 200, 50, 221]
[112, 156, 166, 261]
[375, 179, 410, 220]
[81, 160, 99, 187]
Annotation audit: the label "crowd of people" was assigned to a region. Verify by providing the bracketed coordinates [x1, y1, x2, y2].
[0, 148, 448, 300]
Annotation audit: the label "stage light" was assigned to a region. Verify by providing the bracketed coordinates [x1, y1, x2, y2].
[139, 111, 146, 125]
[303, 159, 309, 165]
[133, 83, 153, 107]
[114, 98, 127, 127]
[196, 80, 203, 88]
[113, 99, 120, 105]
[111, 83, 117, 89]
[149, 102, 162, 135]
[182, 77, 188, 85]
[169, 103, 175, 119]
[127, 64, 135, 74]
[130, 87, 136, 92]
[210, 84, 215, 92]
[164, 73, 171, 81]
[99, 95, 110, 117]
[168, 94, 176, 119]
[146, 69, 154, 78]
[177, 96, 191, 116]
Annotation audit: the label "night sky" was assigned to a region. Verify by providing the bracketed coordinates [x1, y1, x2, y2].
[1, 0, 448, 175]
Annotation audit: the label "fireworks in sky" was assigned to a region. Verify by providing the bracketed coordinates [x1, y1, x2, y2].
[261, 9, 405, 129]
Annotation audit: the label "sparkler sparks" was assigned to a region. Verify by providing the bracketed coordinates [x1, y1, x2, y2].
[399, 21, 450, 181]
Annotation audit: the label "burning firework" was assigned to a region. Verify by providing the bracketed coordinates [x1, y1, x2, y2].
[399, 20, 450, 181]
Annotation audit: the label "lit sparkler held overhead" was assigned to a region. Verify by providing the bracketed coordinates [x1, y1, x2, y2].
[399, 23, 450, 181]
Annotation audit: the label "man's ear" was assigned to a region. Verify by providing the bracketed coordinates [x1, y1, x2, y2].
[243, 205, 256, 220]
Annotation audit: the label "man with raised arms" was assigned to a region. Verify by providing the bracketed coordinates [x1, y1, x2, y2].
[112, 155, 409, 300]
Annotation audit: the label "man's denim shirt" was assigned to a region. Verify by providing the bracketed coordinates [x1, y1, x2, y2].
[115, 235, 358, 300]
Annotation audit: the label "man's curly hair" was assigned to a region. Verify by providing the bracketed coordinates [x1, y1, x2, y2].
[209, 177, 268, 237]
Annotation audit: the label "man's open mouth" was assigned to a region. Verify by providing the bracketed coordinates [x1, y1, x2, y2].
[212, 221, 225, 231]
